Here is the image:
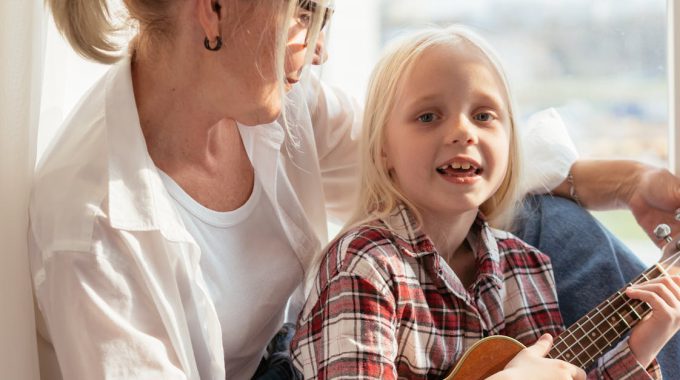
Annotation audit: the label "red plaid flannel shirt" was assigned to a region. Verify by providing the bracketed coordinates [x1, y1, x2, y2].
[291, 206, 660, 379]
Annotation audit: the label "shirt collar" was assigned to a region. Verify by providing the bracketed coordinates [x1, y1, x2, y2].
[102, 57, 300, 244]
[381, 204, 504, 289]
[469, 215, 504, 289]
[104, 56, 189, 240]
[380, 205, 436, 258]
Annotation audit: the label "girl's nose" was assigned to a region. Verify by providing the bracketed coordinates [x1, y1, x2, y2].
[452, 135, 475, 145]
[448, 117, 477, 145]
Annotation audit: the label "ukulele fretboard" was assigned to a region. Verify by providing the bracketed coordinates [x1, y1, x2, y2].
[546, 265, 664, 369]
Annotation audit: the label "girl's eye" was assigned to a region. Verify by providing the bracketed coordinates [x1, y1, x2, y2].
[473, 112, 494, 122]
[417, 113, 438, 123]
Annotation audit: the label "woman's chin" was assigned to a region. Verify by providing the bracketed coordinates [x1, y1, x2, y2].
[239, 103, 282, 127]
[261, 100, 283, 123]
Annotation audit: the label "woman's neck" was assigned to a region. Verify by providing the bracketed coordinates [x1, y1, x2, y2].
[132, 52, 226, 155]
[130, 48, 255, 212]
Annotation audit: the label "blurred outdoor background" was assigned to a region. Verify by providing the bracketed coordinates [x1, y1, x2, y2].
[41, 0, 669, 264]
[322, 0, 668, 264]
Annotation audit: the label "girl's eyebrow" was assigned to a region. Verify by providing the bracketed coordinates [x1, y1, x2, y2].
[469, 90, 505, 110]
[401, 93, 442, 110]
[402, 91, 505, 111]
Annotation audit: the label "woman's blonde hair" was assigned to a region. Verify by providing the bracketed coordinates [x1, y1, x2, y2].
[45, 0, 329, 88]
[46, 0, 331, 144]
[348, 25, 523, 231]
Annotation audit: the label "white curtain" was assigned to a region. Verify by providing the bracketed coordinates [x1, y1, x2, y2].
[0, 0, 45, 379]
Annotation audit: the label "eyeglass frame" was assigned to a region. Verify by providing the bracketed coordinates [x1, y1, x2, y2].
[295, 0, 334, 45]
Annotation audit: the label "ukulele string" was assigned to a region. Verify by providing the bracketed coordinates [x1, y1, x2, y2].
[553, 249, 680, 364]
[552, 268, 664, 362]
[552, 296, 649, 364]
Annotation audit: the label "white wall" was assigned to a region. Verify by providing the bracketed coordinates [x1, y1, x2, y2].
[0, 1, 44, 379]
[669, 0, 680, 174]
[322, 0, 382, 103]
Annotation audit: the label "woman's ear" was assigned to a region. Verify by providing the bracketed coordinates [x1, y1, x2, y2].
[380, 149, 392, 171]
[196, 0, 222, 42]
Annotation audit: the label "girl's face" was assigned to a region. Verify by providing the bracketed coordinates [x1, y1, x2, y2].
[383, 43, 511, 221]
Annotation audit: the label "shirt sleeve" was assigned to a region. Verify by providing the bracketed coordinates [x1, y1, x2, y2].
[290, 255, 399, 379]
[29, 224, 194, 380]
[587, 337, 661, 379]
[304, 75, 363, 224]
[518, 108, 580, 196]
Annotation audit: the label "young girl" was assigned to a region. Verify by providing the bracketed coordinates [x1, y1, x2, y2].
[290, 26, 679, 379]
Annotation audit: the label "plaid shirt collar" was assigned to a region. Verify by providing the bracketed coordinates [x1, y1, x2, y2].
[380, 204, 504, 290]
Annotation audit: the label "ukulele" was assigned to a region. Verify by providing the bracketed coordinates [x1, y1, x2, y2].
[444, 225, 680, 380]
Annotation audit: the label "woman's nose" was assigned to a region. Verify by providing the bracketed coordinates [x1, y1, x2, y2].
[312, 31, 328, 65]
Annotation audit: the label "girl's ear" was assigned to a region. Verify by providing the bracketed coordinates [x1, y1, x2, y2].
[196, 0, 222, 42]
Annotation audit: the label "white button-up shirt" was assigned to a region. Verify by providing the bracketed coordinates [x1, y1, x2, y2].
[28, 56, 577, 380]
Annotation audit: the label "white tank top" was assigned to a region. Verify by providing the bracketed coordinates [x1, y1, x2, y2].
[158, 170, 302, 379]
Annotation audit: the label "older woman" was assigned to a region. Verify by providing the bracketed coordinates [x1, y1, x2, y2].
[30, 1, 349, 379]
[29, 0, 680, 379]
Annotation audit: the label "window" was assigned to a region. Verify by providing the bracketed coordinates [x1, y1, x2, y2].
[324, 0, 667, 263]
[40, 1, 670, 263]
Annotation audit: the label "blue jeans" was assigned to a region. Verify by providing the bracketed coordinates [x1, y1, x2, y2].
[516, 194, 680, 377]
[252, 323, 302, 380]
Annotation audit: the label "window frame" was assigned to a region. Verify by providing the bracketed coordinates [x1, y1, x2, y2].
[669, 0, 680, 173]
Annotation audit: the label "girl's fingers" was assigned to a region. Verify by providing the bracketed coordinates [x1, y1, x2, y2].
[632, 275, 680, 287]
[662, 276, 680, 304]
[668, 275, 680, 299]
[545, 358, 585, 380]
[525, 334, 553, 357]
[629, 282, 677, 308]
[630, 276, 680, 305]
[626, 286, 665, 310]
[626, 286, 675, 319]
[569, 364, 587, 380]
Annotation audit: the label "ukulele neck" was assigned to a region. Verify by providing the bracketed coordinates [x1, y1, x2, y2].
[547, 264, 667, 369]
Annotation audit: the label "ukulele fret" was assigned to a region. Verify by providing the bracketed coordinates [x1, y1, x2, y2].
[550, 264, 661, 371]
[620, 291, 642, 321]
[578, 305, 613, 367]
[604, 298, 629, 336]
[444, 249, 680, 380]
[553, 329, 588, 367]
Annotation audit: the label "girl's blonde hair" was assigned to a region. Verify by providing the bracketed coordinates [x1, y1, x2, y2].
[348, 25, 523, 231]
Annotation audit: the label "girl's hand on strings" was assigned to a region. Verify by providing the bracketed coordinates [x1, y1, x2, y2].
[626, 275, 680, 368]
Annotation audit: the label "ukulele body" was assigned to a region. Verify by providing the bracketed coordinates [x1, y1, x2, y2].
[443, 336, 525, 380]
[443, 241, 680, 379]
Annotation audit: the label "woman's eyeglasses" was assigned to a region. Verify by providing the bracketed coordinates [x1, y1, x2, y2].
[294, 0, 333, 45]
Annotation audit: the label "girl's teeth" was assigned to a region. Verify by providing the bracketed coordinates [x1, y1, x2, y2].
[437, 162, 479, 171]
